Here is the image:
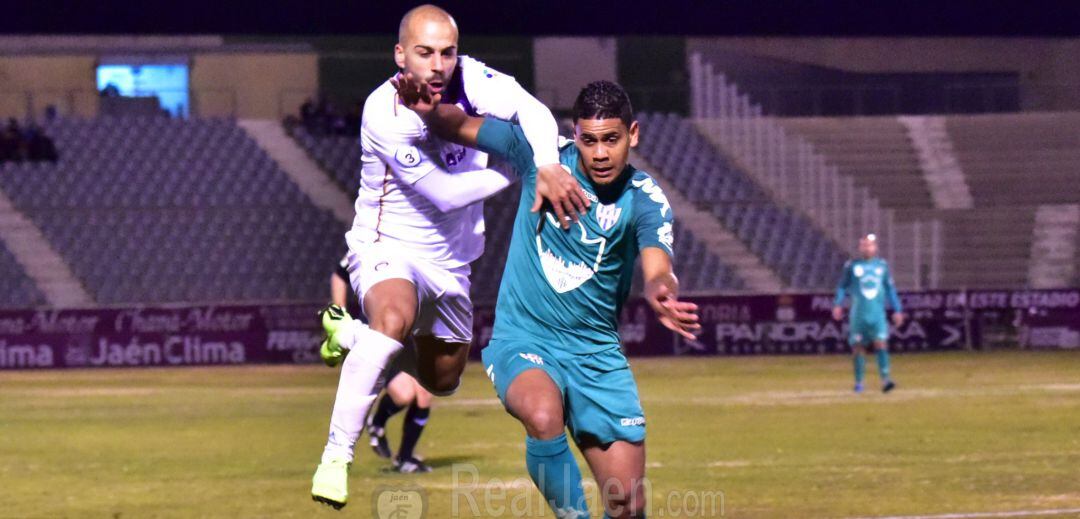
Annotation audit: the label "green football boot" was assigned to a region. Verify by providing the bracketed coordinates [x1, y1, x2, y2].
[318, 304, 353, 367]
[311, 457, 351, 510]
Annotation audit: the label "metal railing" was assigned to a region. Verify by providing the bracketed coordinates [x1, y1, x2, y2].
[722, 80, 1080, 116]
[689, 52, 943, 290]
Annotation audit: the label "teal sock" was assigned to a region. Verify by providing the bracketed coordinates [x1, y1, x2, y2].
[526, 433, 589, 518]
[876, 349, 891, 381]
[853, 353, 866, 384]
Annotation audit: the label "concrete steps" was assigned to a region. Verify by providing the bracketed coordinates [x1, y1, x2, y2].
[0, 191, 93, 307]
[631, 151, 785, 293]
[779, 116, 934, 212]
[238, 119, 354, 224]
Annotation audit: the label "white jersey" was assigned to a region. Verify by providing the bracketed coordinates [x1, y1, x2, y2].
[347, 56, 534, 269]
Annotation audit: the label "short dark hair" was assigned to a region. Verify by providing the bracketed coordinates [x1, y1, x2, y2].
[572, 80, 634, 127]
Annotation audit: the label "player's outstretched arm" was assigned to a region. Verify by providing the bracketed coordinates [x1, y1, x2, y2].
[392, 72, 484, 146]
[394, 72, 589, 228]
[641, 248, 700, 340]
[379, 73, 510, 212]
[459, 58, 562, 171]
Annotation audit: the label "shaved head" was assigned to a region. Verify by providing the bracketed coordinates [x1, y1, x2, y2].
[394, 4, 459, 95]
[399, 4, 458, 45]
[859, 234, 879, 259]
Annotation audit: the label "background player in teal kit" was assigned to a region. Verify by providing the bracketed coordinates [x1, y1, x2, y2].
[832, 234, 905, 393]
[394, 77, 700, 519]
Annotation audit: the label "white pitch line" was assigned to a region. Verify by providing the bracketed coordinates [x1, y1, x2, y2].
[847, 507, 1080, 519]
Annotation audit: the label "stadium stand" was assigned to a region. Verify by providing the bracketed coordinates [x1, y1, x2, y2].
[636, 112, 847, 289]
[778, 117, 933, 214]
[947, 112, 1080, 207]
[0, 117, 347, 305]
[777, 111, 1080, 288]
[289, 126, 362, 196]
[0, 240, 45, 308]
[944, 112, 1080, 287]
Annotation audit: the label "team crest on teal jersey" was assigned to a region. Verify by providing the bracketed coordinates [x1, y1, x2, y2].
[596, 203, 622, 231]
[855, 263, 882, 300]
[536, 213, 604, 294]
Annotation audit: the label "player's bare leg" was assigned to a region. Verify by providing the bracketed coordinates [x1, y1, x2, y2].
[313, 279, 417, 508]
[414, 335, 470, 395]
[582, 441, 647, 519]
[872, 340, 895, 392]
[506, 369, 565, 439]
[363, 279, 419, 342]
[852, 344, 867, 393]
[505, 369, 589, 517]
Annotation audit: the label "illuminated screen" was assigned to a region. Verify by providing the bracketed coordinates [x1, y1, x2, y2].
[96, 64, 190, 117]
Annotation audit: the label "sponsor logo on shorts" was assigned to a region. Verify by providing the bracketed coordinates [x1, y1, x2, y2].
[518, 353, 544, 366]
[620, 416, 646, 427]
[374, 261, 389, 272]
[485, 364, 495, 384]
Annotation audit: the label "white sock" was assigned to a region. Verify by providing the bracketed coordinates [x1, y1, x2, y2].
[322, 324, 404, 463]
[333, 319, 366, 350]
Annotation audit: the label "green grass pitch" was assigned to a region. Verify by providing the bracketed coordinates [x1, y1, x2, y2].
[2, 351, 1078, 518]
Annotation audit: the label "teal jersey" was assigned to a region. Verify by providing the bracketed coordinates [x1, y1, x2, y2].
[833, 257, 902, 322]
[476, 118, 674, 354]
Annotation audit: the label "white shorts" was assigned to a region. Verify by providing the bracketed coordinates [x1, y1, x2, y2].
[345, 242, 473, 344]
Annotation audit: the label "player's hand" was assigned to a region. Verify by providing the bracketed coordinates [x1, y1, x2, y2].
[391, 72, 441, 117]
[831, 306, 844, 321]
[892, 312, 905, 327]
[646, 284, 701, 340]
[534, 163, 591, 230]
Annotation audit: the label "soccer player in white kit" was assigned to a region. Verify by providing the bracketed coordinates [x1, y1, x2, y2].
[310, 5, 589, 509]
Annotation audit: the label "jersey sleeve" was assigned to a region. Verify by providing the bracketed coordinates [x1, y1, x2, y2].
[360, 113, 438, 185]
[631, 175, 675, 257]
[834, 261, 853, 307]
[882, 262, 903, 313]
[460, 57, 560, 167]
[475, 117, 537, 181]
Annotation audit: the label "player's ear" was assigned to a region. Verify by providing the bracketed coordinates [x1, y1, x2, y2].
[627, 120, 639, 148]
[394, 43, 406, 69]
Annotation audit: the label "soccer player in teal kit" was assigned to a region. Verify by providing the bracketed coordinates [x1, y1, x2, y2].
[832, 234, 905, 393]
[395, 77, 700, 518]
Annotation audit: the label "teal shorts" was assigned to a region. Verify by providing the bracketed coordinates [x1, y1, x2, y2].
[481, 338, 646, 447]
[849, 317, 889, 346]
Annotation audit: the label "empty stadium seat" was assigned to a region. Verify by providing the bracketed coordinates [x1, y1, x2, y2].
[0, 116, 347, 305]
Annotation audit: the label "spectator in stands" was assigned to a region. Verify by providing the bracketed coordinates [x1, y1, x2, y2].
[0, 123, 15, 162]
[0, 119, 58, 164]
[300, 98, 317, 128]
[1, 119, 23, 162]
[293, 97, 364, 137]
[26, 124, 58, 162]
[344, 101, 362, 136]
